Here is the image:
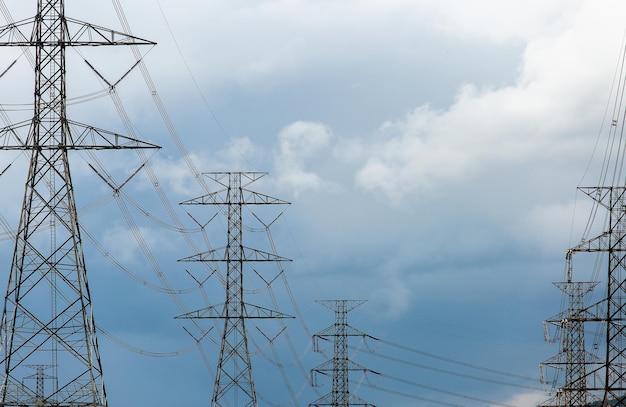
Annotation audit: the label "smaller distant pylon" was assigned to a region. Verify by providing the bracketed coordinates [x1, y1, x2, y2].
[309, 300, 378, 407]
[539, 250, 600, 407]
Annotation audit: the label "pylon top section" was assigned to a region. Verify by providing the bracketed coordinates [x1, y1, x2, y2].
[181, 172, 290, 206]
[316, 299, 367, 313]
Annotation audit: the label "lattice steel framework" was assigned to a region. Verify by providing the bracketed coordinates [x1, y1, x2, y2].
[0, 1, 157, 406]
[540, 250, 599, 407]
[310, 300, 377, 407]
[177, 172, 292, 407]
[552, 186, 626, 405]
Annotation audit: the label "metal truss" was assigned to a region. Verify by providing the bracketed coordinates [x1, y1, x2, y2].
[0, 1, 157, 406]
[310, 300, 377, 407]
[542, 186, 626, 406]
[177, 172, 292, 407]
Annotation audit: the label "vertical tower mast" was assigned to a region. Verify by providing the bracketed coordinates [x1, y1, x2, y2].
[310, 300, 377, 407]
[0, 2, 157, 405]
[177, 172, 292, 407]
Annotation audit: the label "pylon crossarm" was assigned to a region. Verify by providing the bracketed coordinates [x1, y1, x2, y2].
[544, 308, 601, 323]
[202, 171, 267, 188]
[553, 280, 599, 295]
[0, 377, 37, 400]
[243, 303, 293, 319]
[178, 246, 225, 262]
[175, 302, 292, 319]
[578, 186, 626, 209]
[179, 190, 224, 205]
[312, 359, 370, 373]
[316, 299, 367, 313]
[309, 392, 372, 407]
[66, 120, 160, 150]
[175, 304, 225, 319]
[242, 247, 291, 262]
[570, 232, 611, 253]
[65, 18, 155, 46]
[314, 324, 371, 338]
[181, 190, 290, 206]
[179, 246, 291, 262]
[0, 18, 33, 45]
[243, 191, 290, 205]
[0, 17, 155, 47]
[0, 120, 160, 150]
[0, 120, 30, 149]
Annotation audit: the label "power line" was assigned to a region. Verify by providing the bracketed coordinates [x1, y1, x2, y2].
[353, 380, 463, 407]
[373, 373, 516, 407]
[352, 345, 543, 391]
[379, 338, 540, 382]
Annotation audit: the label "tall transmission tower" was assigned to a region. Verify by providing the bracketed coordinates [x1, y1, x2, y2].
[310, 300, 377, 407]
[0, 2, 157, 406]
[540, 250, 599, 407]
[565, 186, 626, 404]
[177, 172, 292, 407]
[542, 187, 626, 405]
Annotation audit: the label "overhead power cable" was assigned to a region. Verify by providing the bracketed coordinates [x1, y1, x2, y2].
[98, 326, 195, 358]
[379, 338, 540, 382]
[353, 380, 464, 407]
[351, 345, 543, 391]
[370, 373, 516, 407]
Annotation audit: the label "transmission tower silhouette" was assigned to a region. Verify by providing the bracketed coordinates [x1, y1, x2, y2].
[540, 250, 599, 407]
[0, 2, 156, 406]
[310, 300, 377, 407]
[567, 187, 626, 404]
[177, 172, 292, 407]
[541, 187, 626, 405]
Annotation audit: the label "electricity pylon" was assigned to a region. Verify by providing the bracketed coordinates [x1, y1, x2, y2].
[177, 172, 292, 407]
[310, 300, 377, 407]
[0, 2, 157, 406]
[540, 250, 599, 407]
[546, 186, 626, 405]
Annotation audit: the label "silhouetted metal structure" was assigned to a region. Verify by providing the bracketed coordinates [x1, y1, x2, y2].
[541, 187, 626, 406]
[0, 1, 156, 405]
[310, 300, 377, 407]
[540, 250, 599, 407]
[571, 187, 626, 405]
[177, 172, 292, 407]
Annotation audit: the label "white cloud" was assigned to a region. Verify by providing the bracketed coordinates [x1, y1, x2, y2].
[496, 391, 547, 407]
[370, 271, 412, 319]
[211, 136, 261, 170]
[146, 138, 261, 197]
[351, 1, 624, 202]
[274, 121, 336, 195]
[420, 0, 580, 43]
[146, 0, 444, 90]
[514, 197, 597, 255]
[101, 222, 169, 264]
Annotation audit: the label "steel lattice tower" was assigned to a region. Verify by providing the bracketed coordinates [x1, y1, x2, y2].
[540, 250, 599, 407]
[177, 172, 292, 407]
[552, 186, 626, 405]
[310, 300, 377, 407]
[0, 2, 156, 406]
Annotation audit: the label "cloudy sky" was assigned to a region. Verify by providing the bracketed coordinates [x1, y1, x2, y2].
[0, 0, 625, 406]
